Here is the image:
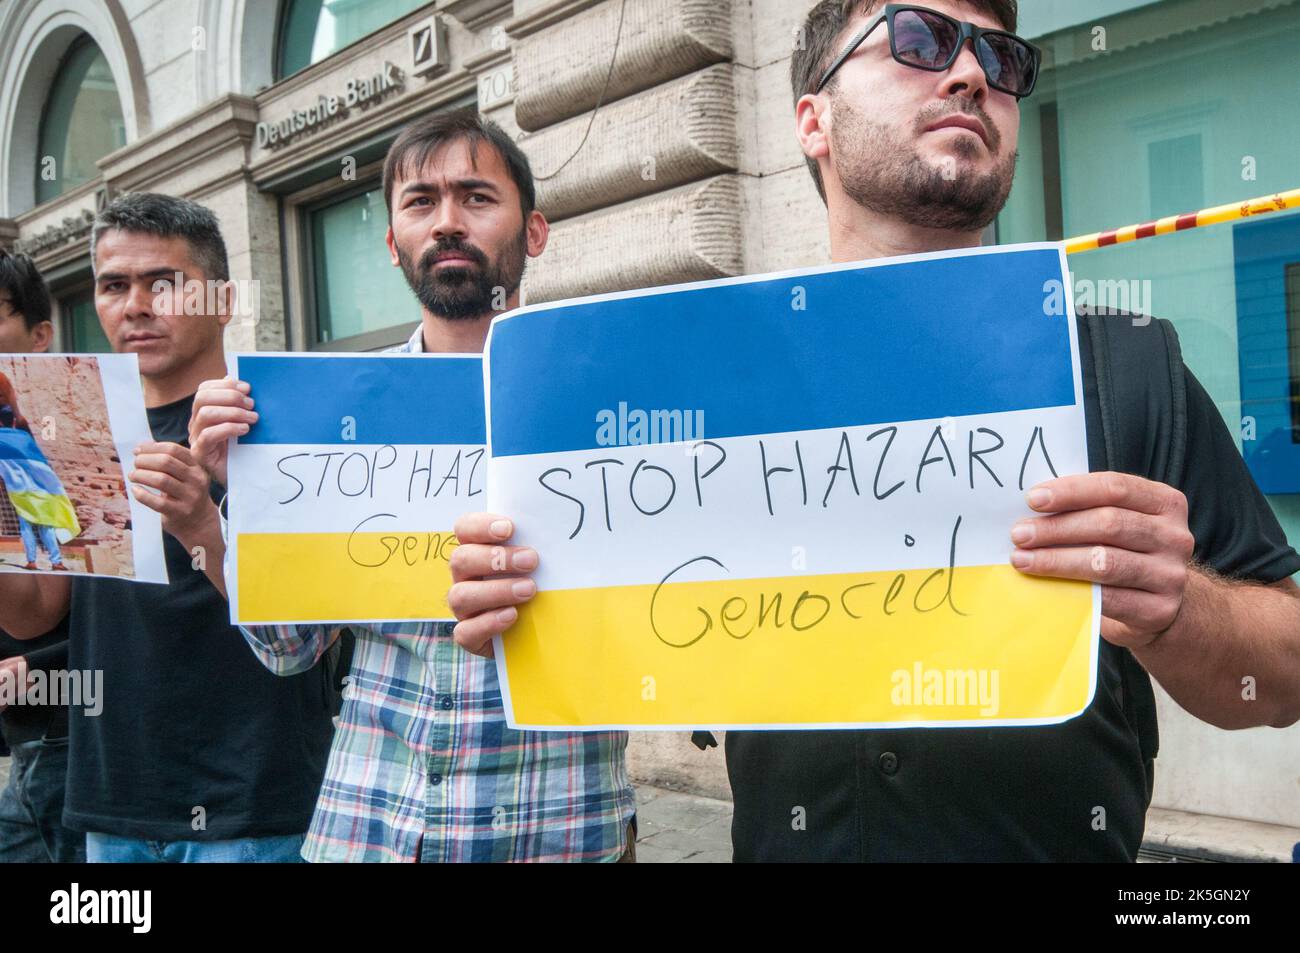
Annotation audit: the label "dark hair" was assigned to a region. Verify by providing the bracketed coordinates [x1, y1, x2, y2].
[792, 0, 1019, 202]
[0, 249, 53, 330]
[382, 108, 536, 221]
[90, 192, 230, 281]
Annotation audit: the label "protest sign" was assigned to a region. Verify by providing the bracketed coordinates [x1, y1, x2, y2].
[485, 244, 1098, 730]
[227, 353, 484, 624]
[0, 353, 166, 582]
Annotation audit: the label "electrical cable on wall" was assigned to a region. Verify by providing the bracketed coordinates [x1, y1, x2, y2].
[534, 0, 629, 181]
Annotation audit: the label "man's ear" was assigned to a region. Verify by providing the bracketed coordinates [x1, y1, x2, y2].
[525, 210, 549, 259]
[795, 93, 832, 166]
[29, 320, 53, 354]
[215, 280, 235, 330]
[385, 225, 400, 267]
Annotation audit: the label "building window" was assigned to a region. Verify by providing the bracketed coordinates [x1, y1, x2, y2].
[1233, 213, 1300, 495]
[998, 3, 1300, 531]
[1147, 133, 1203, 220]
[305, 183, 418, 350]
[276, 0, 427, 79]
[36, 37, 126, 205]
[60, 290, 111, 353]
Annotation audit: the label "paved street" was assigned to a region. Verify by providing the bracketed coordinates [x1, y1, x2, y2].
[0, 758, 735, 863]
[634, 786, 733, 863]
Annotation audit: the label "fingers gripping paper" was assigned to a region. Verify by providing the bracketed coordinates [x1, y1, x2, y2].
[485, 244, 1099, 731]
[227, 353, 485, 625]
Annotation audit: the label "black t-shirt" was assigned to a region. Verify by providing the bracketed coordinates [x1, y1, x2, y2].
[726, 315, 1300, 862]
[63, 394, 335, 841]
[0, 619, 70, 747]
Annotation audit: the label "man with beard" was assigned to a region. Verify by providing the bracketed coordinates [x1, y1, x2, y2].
[448, 1, 1300, 862]
[188, 110, 636, 863]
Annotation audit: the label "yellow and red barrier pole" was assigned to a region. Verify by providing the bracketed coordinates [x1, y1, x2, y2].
[1065, 188, 1300, 255]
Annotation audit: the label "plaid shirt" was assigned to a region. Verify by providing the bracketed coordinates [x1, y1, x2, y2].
[235, 326, 634, 863]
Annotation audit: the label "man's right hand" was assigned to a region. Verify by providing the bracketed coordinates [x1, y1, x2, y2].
[448, 514, 539, 659]
[189, 377, 258, 488]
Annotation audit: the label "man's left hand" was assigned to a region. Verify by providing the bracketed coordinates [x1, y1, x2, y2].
[1009, 471, 1196, 649]
[130, 442, 219, 547]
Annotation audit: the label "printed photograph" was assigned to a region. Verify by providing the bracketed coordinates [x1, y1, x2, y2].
[0, 355, 134, 577]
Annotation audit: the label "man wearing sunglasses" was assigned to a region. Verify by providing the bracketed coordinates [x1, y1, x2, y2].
[447, 0, 1300, 863]
[716, 0, 1300, 861]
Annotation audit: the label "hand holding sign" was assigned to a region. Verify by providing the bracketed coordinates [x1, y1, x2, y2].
[129, 442, 220, 548]
[190, 377, 258, 488]
[1011, 471, 1194, 648]
[448, 512, 539, 659]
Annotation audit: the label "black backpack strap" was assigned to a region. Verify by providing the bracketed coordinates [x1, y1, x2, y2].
[1086, 310, 1187, 483]
[1087, 311, 1123, 478]
[1084, 309, 1188, 770]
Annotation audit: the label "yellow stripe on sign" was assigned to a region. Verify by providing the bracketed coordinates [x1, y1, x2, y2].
[501, 564, 1094, 727]
[236, 531, 458, 623]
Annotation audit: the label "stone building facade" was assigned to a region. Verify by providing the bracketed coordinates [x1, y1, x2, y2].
[0, 0, 831, 352]
[2, 0, 1297, 855]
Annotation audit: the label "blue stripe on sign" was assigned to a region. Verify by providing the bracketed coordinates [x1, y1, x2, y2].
[488, 247, 1075, 457]
[238, 355, 485, 446]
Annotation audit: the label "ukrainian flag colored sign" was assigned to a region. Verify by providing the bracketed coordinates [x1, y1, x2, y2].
[227, 352, 485, 625]
[485, 244, 1098, 730]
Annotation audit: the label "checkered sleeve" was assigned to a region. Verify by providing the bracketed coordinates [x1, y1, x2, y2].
[237, 622, 339, 676]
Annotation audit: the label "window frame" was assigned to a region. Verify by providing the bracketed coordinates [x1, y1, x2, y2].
[55, 280, 109, 354]
[285, 162, 418, 353]
[273, 0, 431, 82]
[35, 35, 126, 207]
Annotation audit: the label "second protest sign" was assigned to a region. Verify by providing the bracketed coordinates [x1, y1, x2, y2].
[228, 352, 484, 625]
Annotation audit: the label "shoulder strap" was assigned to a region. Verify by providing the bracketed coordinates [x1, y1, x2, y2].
[1085, 310, 1188, 769]
[1086, 311, 1188, 483]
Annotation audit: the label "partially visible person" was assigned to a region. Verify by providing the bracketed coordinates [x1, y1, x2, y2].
[0, 197, 335, 863]
[448, 0, 1300, 863]
[0, 249, 82, 862]
[190, 110, 636, 863]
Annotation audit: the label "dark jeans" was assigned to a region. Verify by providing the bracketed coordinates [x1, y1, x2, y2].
[0, 737, 85, 863]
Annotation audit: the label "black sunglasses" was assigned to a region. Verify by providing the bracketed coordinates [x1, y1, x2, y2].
[816, 3, 1041, 99]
